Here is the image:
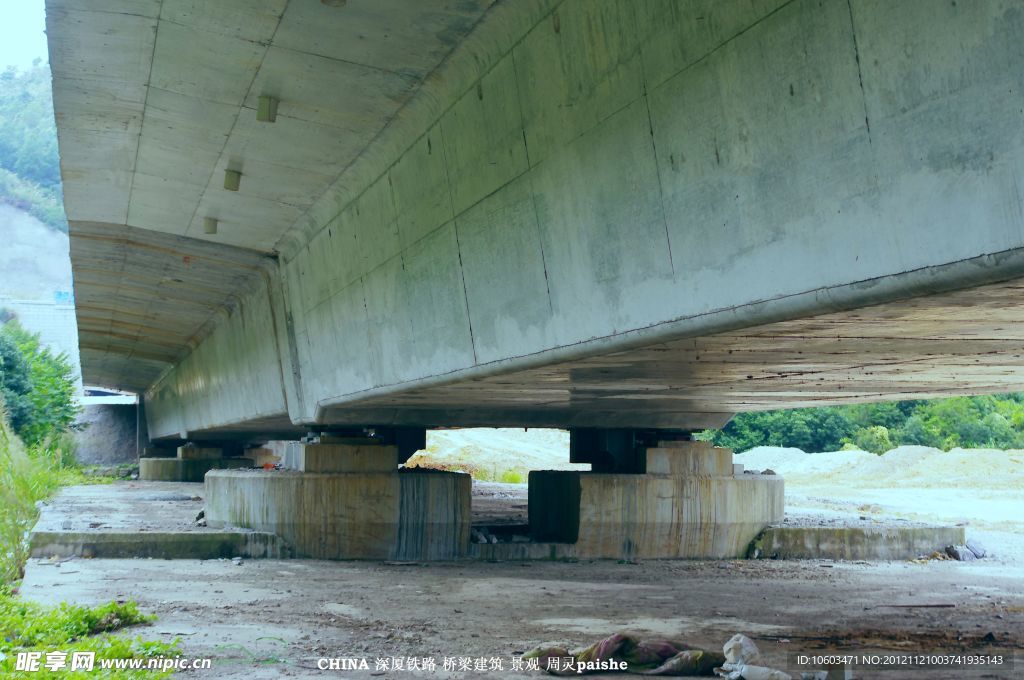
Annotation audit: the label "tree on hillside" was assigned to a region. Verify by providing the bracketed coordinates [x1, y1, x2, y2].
[0, 332, 33, 435]
[704, 393, 1024, 454]
[0, 322, 78, 446]
[0, 62, 65, 232]
[0, 63, 59, 190]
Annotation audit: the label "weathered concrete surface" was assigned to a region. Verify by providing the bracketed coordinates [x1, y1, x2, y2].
[46, 1, 1024, 435]
[139, 456, 252, 482]
[205, 469, 471, 560]
[530, 444, 784, 559]
[751, 525, 967, 562]
[531, 472, 785, 559]
[177, 444, 225, 460]
[297, 441, 399, 473]
[645, 441, 733, 475]
[31, 531, 287, 561]
[29, 482, 289, 559]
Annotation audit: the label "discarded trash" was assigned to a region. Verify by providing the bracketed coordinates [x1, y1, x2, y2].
[525, 632, 836, 678]
[471, 527, 502, 544]
[945, 545, 977, 561]
[643, 649, 722, 676]
[714, 634, 827, 680]
[723, 635, 760, 665]
[714, 664, 791, 680]
[914, 540, 988, 563]
[524, 632, 723, 675]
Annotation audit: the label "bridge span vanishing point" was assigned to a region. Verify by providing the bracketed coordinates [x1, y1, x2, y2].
[48, 0, 1024, 560]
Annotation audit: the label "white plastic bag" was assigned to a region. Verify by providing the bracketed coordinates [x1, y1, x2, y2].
[723, 634, 762, 665]
[714, 663, 792, 680]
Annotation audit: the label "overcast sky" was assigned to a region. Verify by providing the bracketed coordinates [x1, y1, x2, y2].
[0, 0, 49, 70]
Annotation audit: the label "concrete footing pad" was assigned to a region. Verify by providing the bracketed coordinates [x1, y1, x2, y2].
[139, 457, 252, 482]
[529, 443, 784, 559]
[205, 469, 471, 560]
[749, 525, 967, 560]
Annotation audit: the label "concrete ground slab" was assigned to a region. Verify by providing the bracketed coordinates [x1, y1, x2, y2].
[751, 525, 967, 561]
[30, 482, 290, 559]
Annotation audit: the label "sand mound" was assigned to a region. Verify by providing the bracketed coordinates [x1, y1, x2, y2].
[739, 445, 1024, 490]
[412, 429, 1023, 491]
[406, 428, 586, 481]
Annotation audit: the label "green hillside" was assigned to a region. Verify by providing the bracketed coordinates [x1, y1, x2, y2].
[0, 62, 65, 232]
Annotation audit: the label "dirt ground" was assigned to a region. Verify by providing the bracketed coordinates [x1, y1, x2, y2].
[21, 476, 1024, 679]
[20, 438, 1024, 678]
[21, 552, 1022, 679]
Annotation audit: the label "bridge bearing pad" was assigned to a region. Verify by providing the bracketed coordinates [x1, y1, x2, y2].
[529, 443, 784, 559]
[139, 457, 252, 482]
[205, 467, 471, 560]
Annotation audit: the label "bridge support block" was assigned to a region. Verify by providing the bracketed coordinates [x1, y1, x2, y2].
[205, 441, 470, 560]
[530, 441, 783, 559]
[139, 443, 253, 482]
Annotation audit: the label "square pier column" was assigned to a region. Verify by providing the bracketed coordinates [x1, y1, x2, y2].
[139, 444, 252, 482]
[205, 440, 471, 560]
[529, 441, 783, 559]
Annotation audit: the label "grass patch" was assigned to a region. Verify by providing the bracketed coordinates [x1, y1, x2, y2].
[1, 415, 176, 677]
[0, 419, 62, 584]
[0, 585, 179, 677]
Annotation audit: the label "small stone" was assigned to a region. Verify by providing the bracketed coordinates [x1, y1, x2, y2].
[762, 468, 777, 475]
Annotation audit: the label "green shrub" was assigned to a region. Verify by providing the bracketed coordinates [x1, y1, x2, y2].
[850, 425, 894, 455]
[1, 322, 79, 447]
[498, 469, 524, 484]
[0, 332, 33, 436]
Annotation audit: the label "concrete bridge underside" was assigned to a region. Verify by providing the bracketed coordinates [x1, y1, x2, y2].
[48, 0, 1024, 440]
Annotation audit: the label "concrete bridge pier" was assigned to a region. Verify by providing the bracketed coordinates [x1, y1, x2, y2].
[529, 435, 783, 559]
[205, 438, 471, 560]
[138, 443, 253, 482]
